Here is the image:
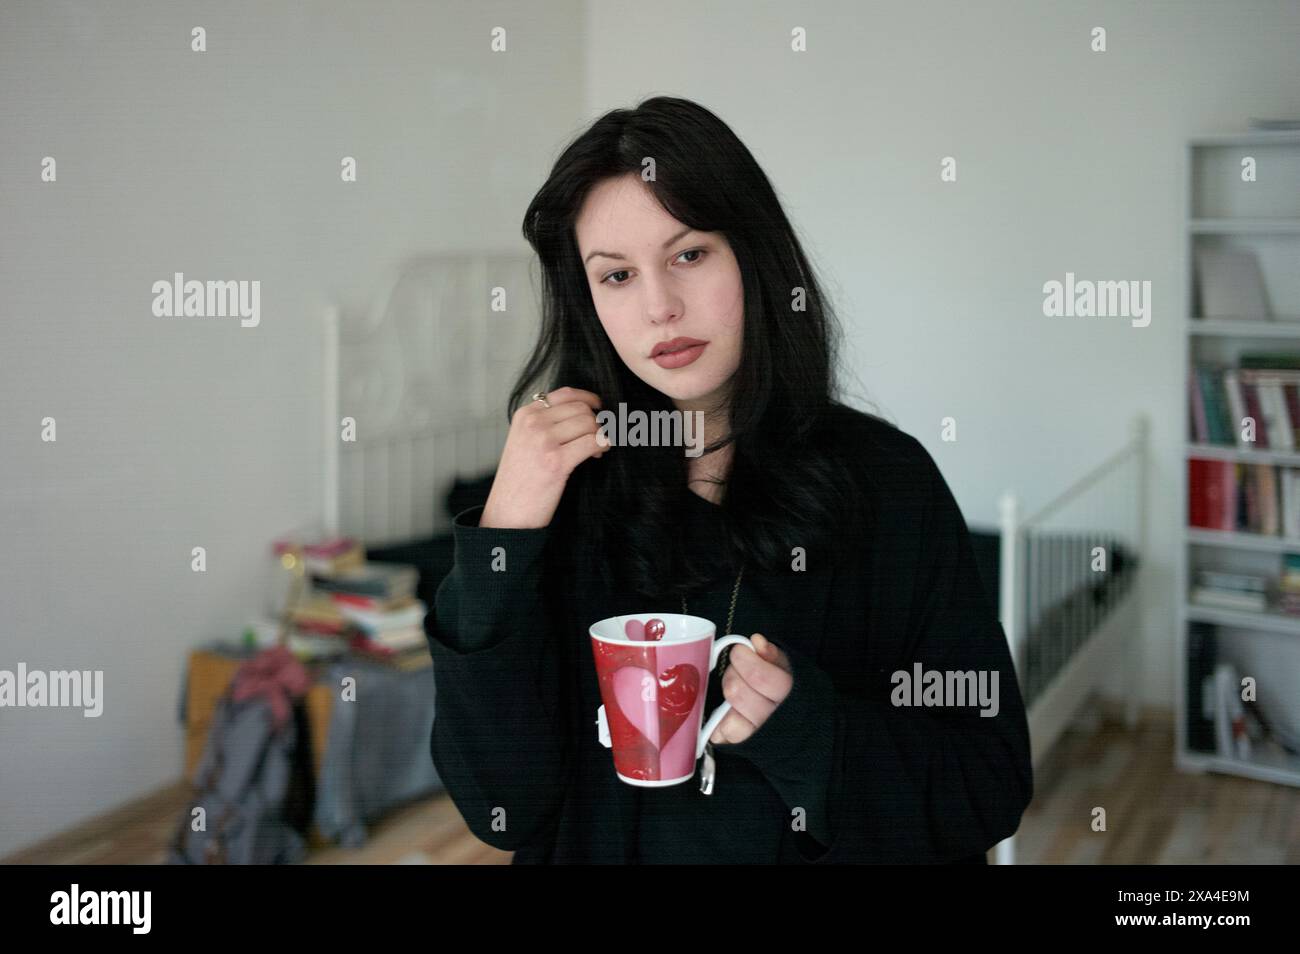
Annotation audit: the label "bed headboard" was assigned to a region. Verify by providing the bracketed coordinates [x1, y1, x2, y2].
[324, 253, 539, 546]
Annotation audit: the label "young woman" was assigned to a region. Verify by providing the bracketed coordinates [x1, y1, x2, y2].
[425, 96, 1033, 864]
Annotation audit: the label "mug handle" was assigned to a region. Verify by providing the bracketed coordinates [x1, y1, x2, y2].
[596, 704, 611, 748]
[696, 635, 755, 760]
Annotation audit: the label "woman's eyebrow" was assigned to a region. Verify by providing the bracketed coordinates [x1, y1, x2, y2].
[583, 226, 696, 266]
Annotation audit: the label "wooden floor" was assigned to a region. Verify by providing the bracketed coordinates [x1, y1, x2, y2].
[5, 706, 1297, 864]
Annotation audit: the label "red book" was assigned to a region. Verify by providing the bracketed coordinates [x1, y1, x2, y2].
[1189, 459, 1236, 531]
[1189, 459, 1208, 527]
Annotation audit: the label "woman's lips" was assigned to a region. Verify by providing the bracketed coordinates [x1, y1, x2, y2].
[651, 342, 707, 369]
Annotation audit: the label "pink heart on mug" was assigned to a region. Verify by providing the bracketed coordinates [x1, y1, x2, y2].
[612, 666, 660, 746]
[611, 662, 700, 752]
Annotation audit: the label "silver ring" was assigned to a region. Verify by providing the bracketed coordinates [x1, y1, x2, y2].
[531, 391, 551, 408]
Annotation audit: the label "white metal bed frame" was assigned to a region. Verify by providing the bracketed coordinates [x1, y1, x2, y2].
[322, 253, 537, 544]
[992, 414, 1149, 864]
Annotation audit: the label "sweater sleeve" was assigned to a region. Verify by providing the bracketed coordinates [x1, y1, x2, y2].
[722, 440, 1034, 863]
[711, 639, 837, 851]
[423, 504, 572, 852]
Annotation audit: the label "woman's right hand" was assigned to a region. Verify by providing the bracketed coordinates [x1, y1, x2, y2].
[479, 387, 611, 529]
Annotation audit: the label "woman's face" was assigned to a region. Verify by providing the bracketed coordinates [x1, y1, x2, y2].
[574, 174, 744, 411]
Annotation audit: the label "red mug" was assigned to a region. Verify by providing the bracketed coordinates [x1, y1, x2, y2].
[590, 612, 753, 791]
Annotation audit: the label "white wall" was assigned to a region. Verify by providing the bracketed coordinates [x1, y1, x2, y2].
[0, 0, 584, 858]
[583, 0, 1300, 713]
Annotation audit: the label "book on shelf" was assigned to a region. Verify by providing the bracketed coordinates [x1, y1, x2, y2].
[1196, 569, 1267, 593]
[1185, 458, 1300, 536]
[1188, 557, 1300, 617]
[1190, 586, 1268, 612]
[1190, 567, 1270, 612]
[1214, 662, 1249, 759]
[1189, 357, 1300, 448]
[1188, 458, 1236, 531]
[1276, 553, 1300, 616]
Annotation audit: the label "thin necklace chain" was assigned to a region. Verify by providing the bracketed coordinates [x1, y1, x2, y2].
[681, 564, 744, 640]
[682, 480, 741, 671]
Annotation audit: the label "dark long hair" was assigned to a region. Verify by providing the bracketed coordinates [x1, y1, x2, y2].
[512, 96, 876, 599]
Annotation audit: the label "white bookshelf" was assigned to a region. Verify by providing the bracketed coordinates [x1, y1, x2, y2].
[1180, 131, 1300, 787]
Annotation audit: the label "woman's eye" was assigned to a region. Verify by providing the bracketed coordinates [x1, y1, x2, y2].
[599, 249, 706, 286]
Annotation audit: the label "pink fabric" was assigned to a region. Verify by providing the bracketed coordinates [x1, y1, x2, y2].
[230, 646, 311, 732]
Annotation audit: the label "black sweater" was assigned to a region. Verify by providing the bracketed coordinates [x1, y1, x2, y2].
[423, 404, 1034, 863]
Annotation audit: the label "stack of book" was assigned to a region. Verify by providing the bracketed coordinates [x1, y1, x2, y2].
[1189, 569, 1269, 613]
[1277, 553, 1300, 616]
[311, 563, 430, 670]
[251, 534, 429, 668]
[308, 564, 426, 670]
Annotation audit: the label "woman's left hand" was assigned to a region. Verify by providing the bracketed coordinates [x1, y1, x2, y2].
[709, 634, 794, 745]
